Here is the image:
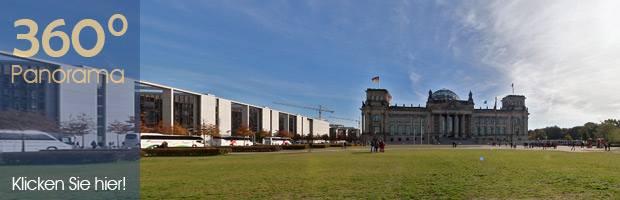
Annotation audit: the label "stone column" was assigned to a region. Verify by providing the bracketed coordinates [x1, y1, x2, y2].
[452, 114, 456, 137]
[459, 114, 465, 137]
[450, 114, 454, 137]
[442, 114, 446, 137]
[453, 114, 457, 137]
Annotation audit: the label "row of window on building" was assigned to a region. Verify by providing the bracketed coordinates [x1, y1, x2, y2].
[474, 117, 520, 125]
[368, 95, 385, 101]
[372, 115, 426, 123]
[376, 125, 427, 135]
[473, 126, 520, 136]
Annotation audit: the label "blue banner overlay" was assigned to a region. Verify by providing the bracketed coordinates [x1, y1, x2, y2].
[0, 0, 139, 199]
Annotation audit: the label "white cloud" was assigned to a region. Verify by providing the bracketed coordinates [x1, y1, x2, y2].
[458, 0, 620, 128]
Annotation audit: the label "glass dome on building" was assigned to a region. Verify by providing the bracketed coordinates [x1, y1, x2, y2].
[432, 89, 460, 101]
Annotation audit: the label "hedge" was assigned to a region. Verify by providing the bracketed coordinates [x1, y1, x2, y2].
[41, 149, 141, 161]
[141, 147, 230, 157]
[215, 146, 282, 152]
[310, 144, 328, 148]
[282, 144, 309, 150]
[1, 151, 117, 165]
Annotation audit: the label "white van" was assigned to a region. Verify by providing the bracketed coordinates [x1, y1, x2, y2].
[0, 130, 73, 152]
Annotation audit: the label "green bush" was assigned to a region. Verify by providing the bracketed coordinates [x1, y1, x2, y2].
[282, 144, 309, 150]
[311, 144, 328, 148]
[1, 151, 117, 165]
[141, 147, 229, 157]
[215, 146, 281, 152]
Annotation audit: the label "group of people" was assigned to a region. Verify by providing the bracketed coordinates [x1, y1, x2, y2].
[490, 141, 518, 148]
[604, 142, 613, 151]
[85, 140, 126, 149]
[370, 140, 385, 153]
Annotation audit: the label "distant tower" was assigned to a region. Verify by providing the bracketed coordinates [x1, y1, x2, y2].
[360, 88, 391, 136]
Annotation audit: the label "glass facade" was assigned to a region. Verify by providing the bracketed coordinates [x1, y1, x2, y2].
[0, 62, 59, 119]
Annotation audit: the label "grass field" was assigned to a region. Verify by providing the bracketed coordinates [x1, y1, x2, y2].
[140, 147, 620, 199]
[0, 161, 140, 199]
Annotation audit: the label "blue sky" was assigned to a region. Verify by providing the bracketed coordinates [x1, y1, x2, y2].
[141, 0, 620, 129]
[0, 0, 140, 77]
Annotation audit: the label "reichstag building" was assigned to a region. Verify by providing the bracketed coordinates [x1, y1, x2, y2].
[360, 88, 529, 144]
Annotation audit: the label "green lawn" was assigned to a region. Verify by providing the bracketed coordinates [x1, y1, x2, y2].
[0, 161, 140, 199]
[140, 148, 620, 199]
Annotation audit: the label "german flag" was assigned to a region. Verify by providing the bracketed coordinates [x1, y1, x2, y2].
[371, 76, 380, 82]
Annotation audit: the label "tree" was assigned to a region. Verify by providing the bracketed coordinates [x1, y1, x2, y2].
[346, 135, 358, 142]
[534, 129, 547, 140]
[596, 121, 620, 142]
[151, 121, 173, 135]
[320, 134, 329, 141]
[564, 134, 573, 141]
[0, 109, 58, 152]
[580, 122, 598, 140]
[138, 111, 150, 133]
[336, 135, 344, 141]
[235, 124, 254, 146]
[255, 129, 270, 144]
[108, 119, 133, 148]
[193, 121, 221, 147]
[302, 134, 313, 141]
[292, 134, 302, 142]
[60, 113, 95, 149]
[528, 130, 537, 140]
[172, 121, 189, 135]
[276, 130, 293, 138]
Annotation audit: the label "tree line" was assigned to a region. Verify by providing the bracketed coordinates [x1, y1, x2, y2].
[528, 119, 620, 142]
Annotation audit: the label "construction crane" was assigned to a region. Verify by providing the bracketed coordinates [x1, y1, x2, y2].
[329, 116, 361, 129]
[272, 102, 334, 120]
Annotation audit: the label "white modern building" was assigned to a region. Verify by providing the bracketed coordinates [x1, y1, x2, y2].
[138, 81, 329, 137]
[0, 50, 135, 147]
[0, 50, 329, 147]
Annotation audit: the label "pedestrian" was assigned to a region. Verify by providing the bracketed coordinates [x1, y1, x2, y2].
[380, 141, 385, 153]
[375, 141, 379, 153]
[370, 141, 374, 153]
[91, 140, 97, 149]
[309, 142, 313, 152]
[553, 141, 557, 149]
[571, 142, 576, 151]
[605, 142, 610, 151]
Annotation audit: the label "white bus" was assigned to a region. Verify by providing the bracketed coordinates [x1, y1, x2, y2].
[124, 133, 140, 149]
[262, 137, 292, 145]
[140, 133, 204, 149]
[212, 136, 253, 146]
[0, 130, 73, 152]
